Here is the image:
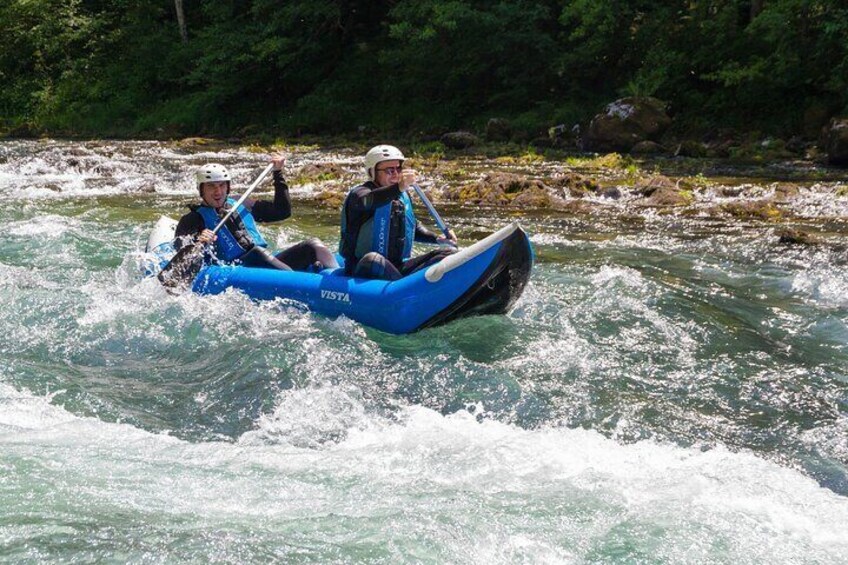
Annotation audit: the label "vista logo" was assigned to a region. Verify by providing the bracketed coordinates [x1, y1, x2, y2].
[320, 290, 351, 303]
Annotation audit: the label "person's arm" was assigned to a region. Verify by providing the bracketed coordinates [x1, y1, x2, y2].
[347, 183, 402, 211]
[414, 221, 439, 244]
[250, 170, 292, 222]
[173, 211, 204, 251]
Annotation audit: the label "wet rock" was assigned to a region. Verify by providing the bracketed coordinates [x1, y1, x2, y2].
[297, 163, 344, 181]
[441, 131, 478, 149]
[721, 186, 745, 198]
[643, 186, 691, 207]
[824, 117, 848, 166]
[548, 124, 568, 141]
[511, 187, 566, 208]
[584, 97, 671, 152]
[137, 183, 157, 194]
[773, 183, 800, 202]
[633, 175, 677, 198]
[599, 186, 622, 200]
[631, 174, 692, 206]
[720, 200, 782, 221]
[446, 172, 553, 207]
[485, 118, 512, 142]
[315, 187, 346, 208]
[776, 227, 822, 246]
[176, 137, 218, 147]
[548, 172, 599, 198]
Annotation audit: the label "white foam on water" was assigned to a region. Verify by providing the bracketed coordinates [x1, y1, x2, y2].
[800, 416, 848, 464]
[792, 265, 848, 309]
[2, 379, 847, 562]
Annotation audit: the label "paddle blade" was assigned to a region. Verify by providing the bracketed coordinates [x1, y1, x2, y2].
[157, 243, 205, 294]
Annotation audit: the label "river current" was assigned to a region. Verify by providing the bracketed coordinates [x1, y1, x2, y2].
[1, 140, 846, 563]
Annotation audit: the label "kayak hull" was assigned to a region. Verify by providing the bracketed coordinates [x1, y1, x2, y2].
[146, 218, 533, 334]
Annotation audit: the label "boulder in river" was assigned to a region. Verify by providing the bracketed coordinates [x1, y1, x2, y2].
[485, 119, 512, 142]
[441, 131, 478, 149]
[824, 117, 848, 166]
[584, 97, 671, 153]
[547, 172, 599, 198]
[446, 172, 562, 208]
[776, 227, 822, 246]
[296, 163, 344, 181]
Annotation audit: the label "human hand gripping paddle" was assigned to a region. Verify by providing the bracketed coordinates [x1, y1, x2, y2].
[157, 163, 275, 292]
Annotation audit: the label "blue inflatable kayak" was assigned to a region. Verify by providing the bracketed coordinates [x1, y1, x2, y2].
[145, 218, 533, 334]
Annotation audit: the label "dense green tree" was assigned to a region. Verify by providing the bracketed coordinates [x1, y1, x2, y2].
[1, 0, 846, 138]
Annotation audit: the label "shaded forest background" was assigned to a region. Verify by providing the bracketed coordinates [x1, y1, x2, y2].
[2, 0, 847, 140]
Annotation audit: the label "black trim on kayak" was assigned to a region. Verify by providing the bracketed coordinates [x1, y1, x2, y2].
[417, 226, 533, 330]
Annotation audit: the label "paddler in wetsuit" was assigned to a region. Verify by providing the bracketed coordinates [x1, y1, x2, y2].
[175, 155, 338, 271]
[339, 145, 457, 280]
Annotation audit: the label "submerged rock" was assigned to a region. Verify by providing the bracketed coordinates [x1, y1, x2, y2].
[776, 227, 822, 245]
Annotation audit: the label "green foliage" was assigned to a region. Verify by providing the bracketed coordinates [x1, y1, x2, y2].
[1, 0, 846, 138]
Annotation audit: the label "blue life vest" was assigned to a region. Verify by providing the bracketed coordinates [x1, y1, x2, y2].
[196, 198, 268, 262]
[340, 189, 416, 263]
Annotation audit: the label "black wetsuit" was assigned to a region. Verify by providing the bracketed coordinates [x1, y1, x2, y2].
[341, 181, 452, 280]
[176, 170, 337, 271]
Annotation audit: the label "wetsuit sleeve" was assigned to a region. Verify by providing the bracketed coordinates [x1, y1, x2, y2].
[414, 221, 439, 244]
[347, 184, 402, 211]
[173, 211, 204, 251]
[251, 170, 292, 222]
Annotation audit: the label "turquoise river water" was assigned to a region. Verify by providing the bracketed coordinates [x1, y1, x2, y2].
[1, 140, 847, 563]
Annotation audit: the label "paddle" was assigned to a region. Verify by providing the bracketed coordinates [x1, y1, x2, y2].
[158, 163, 275, 292]
[411, 183, 457, 247]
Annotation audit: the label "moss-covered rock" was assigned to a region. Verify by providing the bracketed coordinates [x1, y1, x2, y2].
[720, 200, 783, 221]
[547, 172, 600, 198]
[633, 174, 677, 197]
[445, 172, 560, 208]
[295, 163, 344, 182]
[441, 131, 478, 149]
[315, 186, 346, 208]
[176, 137, 219, 147]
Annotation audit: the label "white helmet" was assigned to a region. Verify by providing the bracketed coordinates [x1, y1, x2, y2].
[196, 163, 231, 193]
[364, 145, 405, 180]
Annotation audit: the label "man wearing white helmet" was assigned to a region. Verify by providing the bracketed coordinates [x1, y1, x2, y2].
[174, 154, 338, 271]
[339, 145, 457, 280]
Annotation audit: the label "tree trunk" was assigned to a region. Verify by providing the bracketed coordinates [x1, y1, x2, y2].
[175, 0, 188, 43]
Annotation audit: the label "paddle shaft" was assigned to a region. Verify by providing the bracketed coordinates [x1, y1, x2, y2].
[212, 162, 275, 233]
[411, 183, 452, 240]
[157, 162, 275, 291]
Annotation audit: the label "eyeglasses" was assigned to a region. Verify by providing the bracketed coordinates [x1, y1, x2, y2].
[376, 166, 403, 175]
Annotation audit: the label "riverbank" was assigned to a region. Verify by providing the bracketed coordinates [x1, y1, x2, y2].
[4, 137, 847, 244]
